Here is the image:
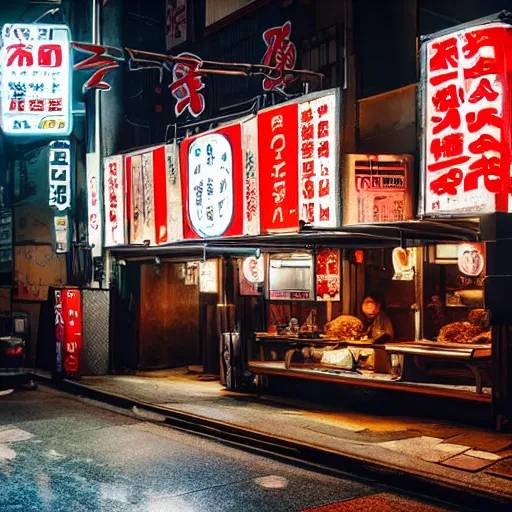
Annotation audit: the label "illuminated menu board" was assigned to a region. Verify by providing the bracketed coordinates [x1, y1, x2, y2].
[0, 23, 72, 136]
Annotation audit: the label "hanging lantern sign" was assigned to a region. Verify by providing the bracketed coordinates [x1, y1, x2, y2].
[242, 256, 264, 284]
[392, 247, 416, 281]
[457, 243, 485, 277]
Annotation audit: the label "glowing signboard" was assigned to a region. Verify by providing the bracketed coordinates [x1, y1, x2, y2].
[258, 102, 299, 232]
[0, 23, 72, 136]
[298, 92, 339, 228]
[48, 140, 71, 211]
[343, 154, 414, 224]
[186, 133, 234, 237]
[421, 21, 512, 215]
[103, 154, 126, 247]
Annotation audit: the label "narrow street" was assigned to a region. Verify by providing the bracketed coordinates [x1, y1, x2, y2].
[0, 386, 460, 512]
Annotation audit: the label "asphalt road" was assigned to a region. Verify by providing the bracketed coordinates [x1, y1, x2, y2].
[0, 386, 461, 512]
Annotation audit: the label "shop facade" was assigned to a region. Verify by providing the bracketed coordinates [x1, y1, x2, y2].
[97, 12, 512, 430]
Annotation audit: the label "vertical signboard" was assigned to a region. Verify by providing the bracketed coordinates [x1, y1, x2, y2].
[298, 92, 339, 228]
[141, 152, 156, 244]
[55, 288, 82, 378]
[103, 154, 126, 247]
[48, 140, 71, 211]
[258, 103, 299, 232]
[125, 146, 169, 245]
[86, 152, 102, 258]
[166, 0, 187, 50]
[0, 23, 72, 136]
[165, 142, 184, 243]
[257, 89, 340, 233]
[316, 248, 340, 301]
[242, 116, 260, 236]
[420, 21, 512, 215]
[180, 122, 244, 239]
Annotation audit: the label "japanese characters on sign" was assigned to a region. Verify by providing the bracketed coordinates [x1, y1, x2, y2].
[180, 123, 244, 239]
[187, 133, 233, 237]
[242, 117, 260, 236]
[170, 52, 206, 118]
[422, 22, 512, 215]
[165, 143, 184, 243]
[0, 23, 72, 136]
[199, 260, 218, 293]
[298, 93, 339, 228]
[316, 248, 340, 301]
[261, 21, 297, 91]
[166, 0, 187, 50]
[258, 103, 299, 232]
[125, 146, 169, 245]
[71, 42, 124, 93]
[343, 154, 414, 224]
[48, 140, 71, 211]
[86, 152, 102, 258]
[55, 288, 82, 378]
[103, 155, 126, 247]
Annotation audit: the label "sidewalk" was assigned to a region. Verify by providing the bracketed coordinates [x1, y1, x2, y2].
[34, 368, 512, 506]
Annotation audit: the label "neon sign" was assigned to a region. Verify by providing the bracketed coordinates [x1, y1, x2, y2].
[0, 23, 72, 136]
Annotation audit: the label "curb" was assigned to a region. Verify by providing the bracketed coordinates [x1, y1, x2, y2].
[32, 373, 511, 510]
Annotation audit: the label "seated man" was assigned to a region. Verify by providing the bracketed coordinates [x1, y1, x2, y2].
[361, 295, 394, 342]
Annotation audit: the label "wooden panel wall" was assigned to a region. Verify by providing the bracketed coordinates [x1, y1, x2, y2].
[139, 263, 200, 370]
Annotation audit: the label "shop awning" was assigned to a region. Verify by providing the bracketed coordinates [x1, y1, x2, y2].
[108, 220, 480, 258]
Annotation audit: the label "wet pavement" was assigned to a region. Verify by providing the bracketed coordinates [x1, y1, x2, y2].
[58, 368, 512, 504]
[0, 386, 461, 511]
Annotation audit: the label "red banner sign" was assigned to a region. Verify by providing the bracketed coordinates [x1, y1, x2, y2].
[258, 103, 299, 232]
[423, 22, 512, 215]
[180, 123, 244, 239]
[55, 288, 82, 377]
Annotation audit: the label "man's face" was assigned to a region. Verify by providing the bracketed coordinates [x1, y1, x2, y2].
[362, 298, 380, 319]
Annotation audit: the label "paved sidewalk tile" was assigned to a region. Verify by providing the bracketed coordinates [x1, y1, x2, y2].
[441, 453, 497, 472]
[377, 436, 470, 463]
[485, 457, 512, 481]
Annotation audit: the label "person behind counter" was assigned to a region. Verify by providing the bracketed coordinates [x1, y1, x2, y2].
[361, 296, 394, 342]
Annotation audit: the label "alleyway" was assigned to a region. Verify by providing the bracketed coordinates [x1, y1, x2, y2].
[0, 386, 460, 512]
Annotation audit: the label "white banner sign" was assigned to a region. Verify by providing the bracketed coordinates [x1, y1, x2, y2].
[103, 154, 125, 247]
[298, 92, 339, 228]
[242, 116, 260, 236]
[86, 152, 102, 258]
[165, 143, 184, 243]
